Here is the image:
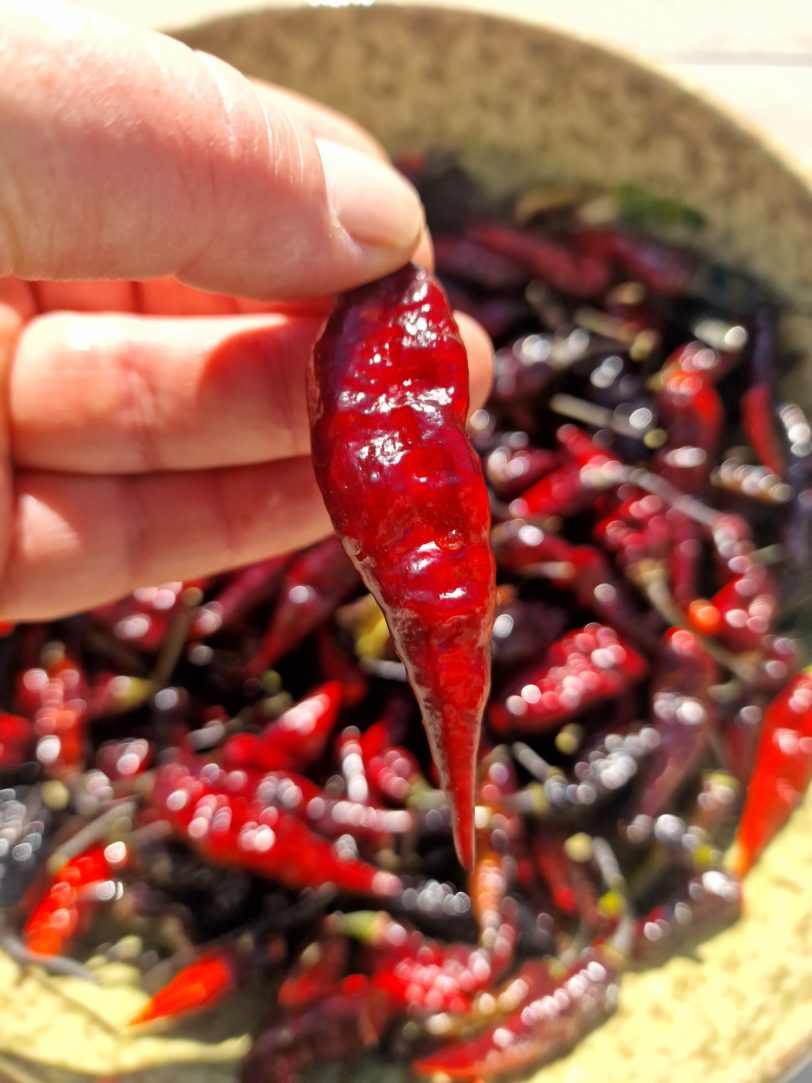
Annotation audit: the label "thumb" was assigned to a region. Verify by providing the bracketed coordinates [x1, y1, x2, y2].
[0, 0, 424, 299]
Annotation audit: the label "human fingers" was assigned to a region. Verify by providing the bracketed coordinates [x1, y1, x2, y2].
[0, 1, 424, 298]
[0, 458, 332, 621]
[10, 310, 493, 474]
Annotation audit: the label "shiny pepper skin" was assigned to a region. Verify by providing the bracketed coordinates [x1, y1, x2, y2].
[220, 682, 343, 774]
[151, 761, 402, 898]
[491, 624, 647, 735]
[308, 263, 496, 868]
[16, 652, 89, 776]
[413, 942, 622, 1080]
[733, 671, 812, 875]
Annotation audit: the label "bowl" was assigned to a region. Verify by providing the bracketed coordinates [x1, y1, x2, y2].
[1, 6, 810, 1083]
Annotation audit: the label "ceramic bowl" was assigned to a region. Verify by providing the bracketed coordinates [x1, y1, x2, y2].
[0, 6, 810, 1083]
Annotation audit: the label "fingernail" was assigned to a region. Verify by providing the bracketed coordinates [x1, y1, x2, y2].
[316, 137, 424, 252]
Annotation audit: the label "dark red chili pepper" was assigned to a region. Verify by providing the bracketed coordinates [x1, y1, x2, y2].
[666, 508, 702, 607]
[190, 556, 288, 639]
[490, 597, 569, 670]
[633, 869, 742, 965]
[661, 339, 740, 385]
[574, 226, 697, 296]
[151, 761, 402, 898]
[23, 842, 128, 956]
[308, 262, 496, 869]
[96, 736, 153, 782]
[412, 940, 623, 1080]
[241, 980, 394, 1083]
[491, 624, 647, 735]
[91, 581, 204, 652]
[733, 670, 812, 875]
[741, 307, 785, 478]
[316, 630, 368, 707]
[359, 696, 427, 806]
[687, 563, 778, 654]
[508, 426, 624, 520]
[484, 435, 558, 500]
[434, 234, 531, 291]
[219, 682, 343, 774]
[632, 628, 718, 823]
[278, 935, 350, 1008]
[129, 948, 236, 1026]
[247, 537, 360, 677]
[467, 222, 611, 296]
[656, 369, 723, 459]
[253, 769, 413, 844]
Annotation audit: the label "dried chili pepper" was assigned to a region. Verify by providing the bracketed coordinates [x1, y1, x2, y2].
[129, 947, 236, 1026]
[491, 624, 647, 735]
[220, 682, 343, 774]
[412, 939, 624, 1080]
[247, 537, 359, 676]
[278, 934, 350, 1008]
[733, 671, 812, 875]
[632, 628, 718, 823]
[308, 262, 496, 868]
[741, 307, 785, 477]
[23, 842, 128, 956]
[151, 760, 402, 898]
[190, 555, 288, 639]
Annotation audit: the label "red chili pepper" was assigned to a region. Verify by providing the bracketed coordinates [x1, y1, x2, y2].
[129, 948, 236, 1026]
[190, 555, 288, 639]
[16, 650, 89, 776]
[467, 222, 611, 296]
[741, 307, 785, 478]
[633, 628, 718, 822]
[316, 630, 368, 706]
[662, 339, 738, 384]
[666, 508, 702, 607]
[412, 941, 622, 1080]
[151, 761, 402, 898]
[656, 369, 723, 458]
[247, 537, 360, 677]
[91, 581, 205, 652]
[574, 226, 697, 296]
[687, 563, 777, 654]
[594, 492, 671, 567]
[308, 263, 496, 869]
[95, 736, 153, 782]
[253, 769, 413, 844]
[484, 437, 558, 501]
[508, 427, 623, 520]
[219, 682, 343, 774]
[491, 624, 647, 735]
[733, 671, 812, 875]
[634, 870, 742, 965]
[23, 842, 128, 956]
[242, 980, 394, 1083]
[0, 714, 33, 771]
[278, 935, 350, 1008]
[357, 695, 426, 809]
[434, 234, 531, 291]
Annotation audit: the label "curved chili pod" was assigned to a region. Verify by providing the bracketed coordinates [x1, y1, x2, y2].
[129, 948, 236, 1026]
[308, 263, 496, 868]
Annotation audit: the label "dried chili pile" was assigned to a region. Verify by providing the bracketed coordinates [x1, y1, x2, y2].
[1, 158, 811, 1083]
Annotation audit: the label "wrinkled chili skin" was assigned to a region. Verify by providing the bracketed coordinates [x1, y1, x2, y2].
[308, 263, 496, 869]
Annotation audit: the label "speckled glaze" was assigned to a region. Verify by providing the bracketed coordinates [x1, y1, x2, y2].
[0, 6, 810, 1083]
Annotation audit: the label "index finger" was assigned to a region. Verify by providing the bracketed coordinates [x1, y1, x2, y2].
[0, 1, 424, 298]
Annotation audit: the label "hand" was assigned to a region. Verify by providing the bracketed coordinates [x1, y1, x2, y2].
[0, 0, 492, 621]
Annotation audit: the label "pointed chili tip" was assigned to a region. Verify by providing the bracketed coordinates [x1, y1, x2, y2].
[128, 1001, 160, 1027]
[450, 790, 477, 871]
